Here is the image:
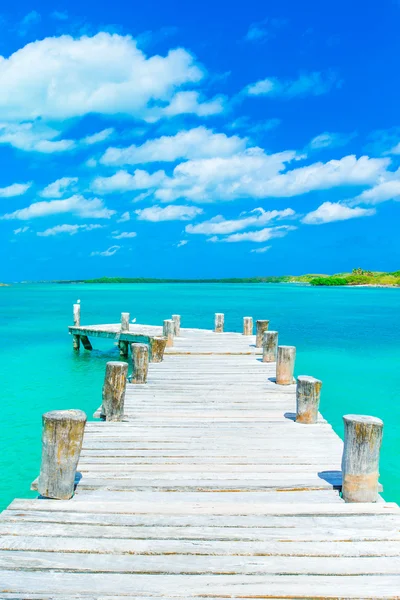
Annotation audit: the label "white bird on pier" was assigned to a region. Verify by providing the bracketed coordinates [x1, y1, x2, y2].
[77, 299, 81, 304]
[131, 318, 136, 323]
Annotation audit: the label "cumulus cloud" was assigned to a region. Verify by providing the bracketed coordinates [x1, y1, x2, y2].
[209, 225, 296, 243]
[91, 245, 120, 257]
[111, 231, 137, 239]
[246, 71, 340, 98]
[100, 127, 246, 166]
[37, 223, 103, 236]
[302, 202, 376, 225]
[92, 169, 166, 194]
[159, 91, 225, 118]
[0, 33, 211, 122]
[0, 182, 32, 197]
[186, 207, 295, 235]
[349, 179, 400, 206]
[40, 177, 78, 198]
[0, 122, 75, 153]
[250, 245, 271, 253]
[1, 195, 114, 220]
[135, 205, 203, 222]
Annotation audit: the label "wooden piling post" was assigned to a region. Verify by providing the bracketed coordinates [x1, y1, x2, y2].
[215, 313, 224, 333]
[342, 415, 383, 503]
[131, 343, 149, 383]
[101, 361, 128, 421]
[276, 345, 296, 385]
[118, 340, 129, 357]
[256, 320, 270, 347]
[296, 376, 322, 424]
[150, 336, 168, 362]
[262, 331, 278, 362]
[72, 334, 80, 351]
[121, 312, 130, 332]
[243, 317, 253, 336]
[163, 319, 174, 347]
[73, 303, 81, 327]
[38, 409, 87, 500]
[172, 314, 181, 336]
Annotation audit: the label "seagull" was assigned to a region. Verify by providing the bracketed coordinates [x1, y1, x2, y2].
[131, 318, 136, 323]
[77, 299, 81, 304]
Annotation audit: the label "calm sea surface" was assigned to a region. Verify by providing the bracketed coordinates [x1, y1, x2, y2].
[1, 282, 399, 509]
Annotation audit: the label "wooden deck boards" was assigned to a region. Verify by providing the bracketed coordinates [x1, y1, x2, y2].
[1, 327, 400, 598]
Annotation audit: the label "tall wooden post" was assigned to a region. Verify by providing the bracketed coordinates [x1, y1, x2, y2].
[131, 343, 149, 383]
[243, 317, 253, 335]
[276, 345, 296, 385]
[215, 313, 224, 333]
[172, 315, 181, 336]
[101, 361, 128, 421]
[150, 336, 168, 362]
[38, 409, 87, 500]
[342, 415, 383, 503]
[73, 303, 80, 327]
[163, 320, 174, 347]
[262, 331, 278, 362]
[296, 376, 322, 424]
[256, 320, 270, 347]
[72, 334, 80, 351]
[121, 312, 130, 332]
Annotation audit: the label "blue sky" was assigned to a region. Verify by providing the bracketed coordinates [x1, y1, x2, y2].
[2, 0, 400, 280]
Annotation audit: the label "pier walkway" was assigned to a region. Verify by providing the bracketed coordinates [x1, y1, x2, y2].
[0, 327, 400, 597]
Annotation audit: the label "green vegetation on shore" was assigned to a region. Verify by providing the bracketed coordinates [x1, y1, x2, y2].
[51, 269, 400, 287]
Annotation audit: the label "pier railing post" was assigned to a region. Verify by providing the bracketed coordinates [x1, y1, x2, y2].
[172, 315, 181, 336]
[296, 376, 322, 424]
[121, 312, 130, 332]
[256, 320, 270, 347]
[38, 409, 87, 500]
[101, 361, 128, 421]
[150, 336, 168, 362]
[215, 313, 224, 333]
[73, 303, 81, 327]
[163, 319, 174, 347]
[131, 343, 149, 383]
[262, 331, 278, 362]
[342, 415, 383, 503]
[276, 345, 296, 385]
[243, 316, 253, 336]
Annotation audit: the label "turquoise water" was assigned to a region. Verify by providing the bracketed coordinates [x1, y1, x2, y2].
[1, 282, 399, 510]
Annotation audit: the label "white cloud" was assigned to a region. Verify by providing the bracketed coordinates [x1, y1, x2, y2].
[246, 71, 340, 98]
[1, 195, 115, 220]
[302, 202, 376, 225]
[91, 245, 120, 257]
[177, 240, 188, 247]
[37, 223, 103, 236]
[18, 11, 41, 36]
[251, 245, 271, 253]
[244, 18, 287, 43]
[14, 226, 29, 234]
[82, 128, 114, 145]
[111, 231, 137, 239]
[0, 33, 208, 122]
[160, 91, 225, 118]
[135, 205, 203, 222]
[0, 122, 75, 153]
[51, 10, 68, 20]
[0, 182, 32, 197]
[209, 225, 296, 243]
[350, 179, 400, 206]
[308, 131, 356, 151]
[117, 211, 130, 222]
[40, 177, 78, 198]
[100, 127, 246, 166]
[34, 139, 76, 153]
[186, 207, 295, 235]
[91, 169, 166, 194]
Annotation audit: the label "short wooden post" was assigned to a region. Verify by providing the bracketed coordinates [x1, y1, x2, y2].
[256, 320, 270, 347]
[101, 361, 128, 421]
[342, 415, 383, 503]
[276, 345, 296, 385]
[118, 340, 129, 357]
[121, 312, 130, 332]
[131, 343, 149, 383]
[72, 334, 80, 351]
[243, 317, 253, 336]
[163, 319, 174, 347]
[262, 331, 278, 362]
[172, 314, 181, 336]
[150, 336, 168, 362]
[296, 376, 322, 424]
[38, 409, 87, 500]
[73, 303, 80, 327]
[215, 313, 224, 333]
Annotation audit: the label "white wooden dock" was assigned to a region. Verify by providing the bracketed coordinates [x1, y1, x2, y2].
[1, 326, 400, 598]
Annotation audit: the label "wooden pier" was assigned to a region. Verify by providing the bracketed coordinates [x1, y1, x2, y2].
[0, 314, 399, 598]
